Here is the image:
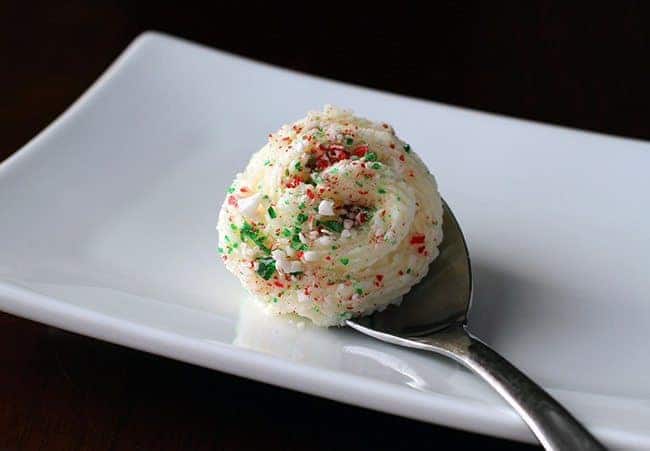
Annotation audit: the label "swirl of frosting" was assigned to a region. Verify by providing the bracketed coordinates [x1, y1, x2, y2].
[217, 106, 443, 326]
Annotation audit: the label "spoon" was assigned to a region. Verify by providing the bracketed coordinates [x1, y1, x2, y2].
[346, 201, 605, 450]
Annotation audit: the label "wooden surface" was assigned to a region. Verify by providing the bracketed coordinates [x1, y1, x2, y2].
[2, 2, 648, 450]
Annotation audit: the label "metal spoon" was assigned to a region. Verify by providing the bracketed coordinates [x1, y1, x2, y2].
[346, 201, 605, 450]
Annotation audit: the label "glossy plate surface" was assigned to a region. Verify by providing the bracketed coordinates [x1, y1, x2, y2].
[1, 32, 649, 450]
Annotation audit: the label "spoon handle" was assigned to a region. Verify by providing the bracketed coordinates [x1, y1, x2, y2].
[414, 325, 605, 451]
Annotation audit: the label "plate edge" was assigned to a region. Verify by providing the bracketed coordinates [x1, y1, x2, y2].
[0, 279, 537, 445]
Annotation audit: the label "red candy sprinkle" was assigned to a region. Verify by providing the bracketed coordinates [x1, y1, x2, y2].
[286, 176, 303, 188]
[227, 196, 238, 207]
[353, 145, 368, 157]
[328, 148, 350, 162]
[410, 234, 426, 244]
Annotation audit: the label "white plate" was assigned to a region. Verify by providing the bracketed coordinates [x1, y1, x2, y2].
[1, 32, 649, 450]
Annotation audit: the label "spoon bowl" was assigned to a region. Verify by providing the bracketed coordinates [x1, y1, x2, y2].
[347, 200, 604, 451]
[351, 201, 471, 337]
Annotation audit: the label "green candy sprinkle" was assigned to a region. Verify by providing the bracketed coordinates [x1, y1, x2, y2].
[240, 222, 271, 254]
[290, 233, 308, 251]
[291, 242, 308, 251]
[256, 257, 276, 280]
[318, 220, 343, 233]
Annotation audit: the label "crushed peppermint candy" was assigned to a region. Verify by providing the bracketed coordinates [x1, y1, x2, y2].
[318, 199, 335, 216]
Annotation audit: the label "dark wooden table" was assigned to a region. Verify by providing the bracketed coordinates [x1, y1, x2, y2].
[2, 2, 648, 450]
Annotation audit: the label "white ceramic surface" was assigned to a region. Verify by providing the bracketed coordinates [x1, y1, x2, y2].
[1, 32, 649, 450]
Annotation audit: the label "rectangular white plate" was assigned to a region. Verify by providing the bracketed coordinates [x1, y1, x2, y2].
[1, 32, 649, 450]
